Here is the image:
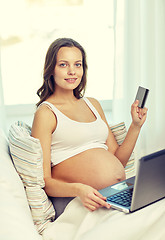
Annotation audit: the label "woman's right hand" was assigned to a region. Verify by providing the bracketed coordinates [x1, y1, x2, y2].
[77, 183, 111, 211]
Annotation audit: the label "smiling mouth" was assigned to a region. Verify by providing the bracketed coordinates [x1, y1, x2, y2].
[64, 78, 77, 83]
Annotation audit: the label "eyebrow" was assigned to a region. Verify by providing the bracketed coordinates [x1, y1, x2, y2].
[58, 60, 82, 63]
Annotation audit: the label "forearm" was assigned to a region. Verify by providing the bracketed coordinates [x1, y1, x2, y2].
[44, 177, 110, 211]
[44, 177, 81, 198]
[114, 122, 141, 167]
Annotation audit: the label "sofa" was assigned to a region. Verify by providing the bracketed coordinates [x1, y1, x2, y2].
[0, 129, 42, 240]
[1, 123, 165, 240]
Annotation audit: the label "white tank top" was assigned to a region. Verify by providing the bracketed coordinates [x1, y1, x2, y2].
[40, 97, 109, 167]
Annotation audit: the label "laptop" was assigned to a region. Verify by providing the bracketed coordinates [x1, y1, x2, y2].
[99, 149, 165, 213]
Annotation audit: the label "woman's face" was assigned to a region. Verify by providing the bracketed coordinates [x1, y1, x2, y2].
[53, 46, 83, 92]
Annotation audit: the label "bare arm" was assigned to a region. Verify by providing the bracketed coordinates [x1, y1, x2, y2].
[31, 105, 80, 197]
[88, 98, 148, 167]
[113, 100, 147, 166]
[31, 105, 110, 211]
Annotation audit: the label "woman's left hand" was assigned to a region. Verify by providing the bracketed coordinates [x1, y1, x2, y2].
[131, 100, 148, 128]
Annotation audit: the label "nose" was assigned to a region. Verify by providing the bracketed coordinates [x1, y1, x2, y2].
[68, 65, 76, 75]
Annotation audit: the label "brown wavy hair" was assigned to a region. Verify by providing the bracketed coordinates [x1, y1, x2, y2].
[36, 38, 88, 107]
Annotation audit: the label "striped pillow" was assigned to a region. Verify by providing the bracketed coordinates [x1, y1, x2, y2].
[110, 122, 135, 177]
[8, 121, 55, 234]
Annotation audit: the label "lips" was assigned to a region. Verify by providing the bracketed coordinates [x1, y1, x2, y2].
[64, 78, 77, 83]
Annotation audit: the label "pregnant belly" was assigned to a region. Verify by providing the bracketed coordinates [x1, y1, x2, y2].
[51, 148, 126, 190]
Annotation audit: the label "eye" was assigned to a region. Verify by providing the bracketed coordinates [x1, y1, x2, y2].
[75, 63, 82, 67]
[59, 63, 67, 67]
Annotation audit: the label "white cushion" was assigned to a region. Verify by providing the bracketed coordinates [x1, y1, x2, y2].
[8, 122, 44, 187]
[8, 122, 55, 234]
[0, 129, 42, 240]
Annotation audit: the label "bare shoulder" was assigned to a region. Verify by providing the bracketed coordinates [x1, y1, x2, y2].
[86, 97, 101, 107]
[86, 97, 104, 115]
[33, 104, 55, 123]
[34, 104, 54, 117]
[32, 104, 56, 135]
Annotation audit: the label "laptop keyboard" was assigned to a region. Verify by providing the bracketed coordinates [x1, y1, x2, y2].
[107, 188, 133, 208]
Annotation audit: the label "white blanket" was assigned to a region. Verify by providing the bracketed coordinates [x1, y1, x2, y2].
[42, 197, 165, 240]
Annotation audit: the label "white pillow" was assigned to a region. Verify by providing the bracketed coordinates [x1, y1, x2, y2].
[8, 122, 55, 234]
[0, 129, 42, 240]
[9, 122, 44, 187]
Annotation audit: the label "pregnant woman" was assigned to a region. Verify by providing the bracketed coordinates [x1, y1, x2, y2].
[31, 38, 147, 216]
